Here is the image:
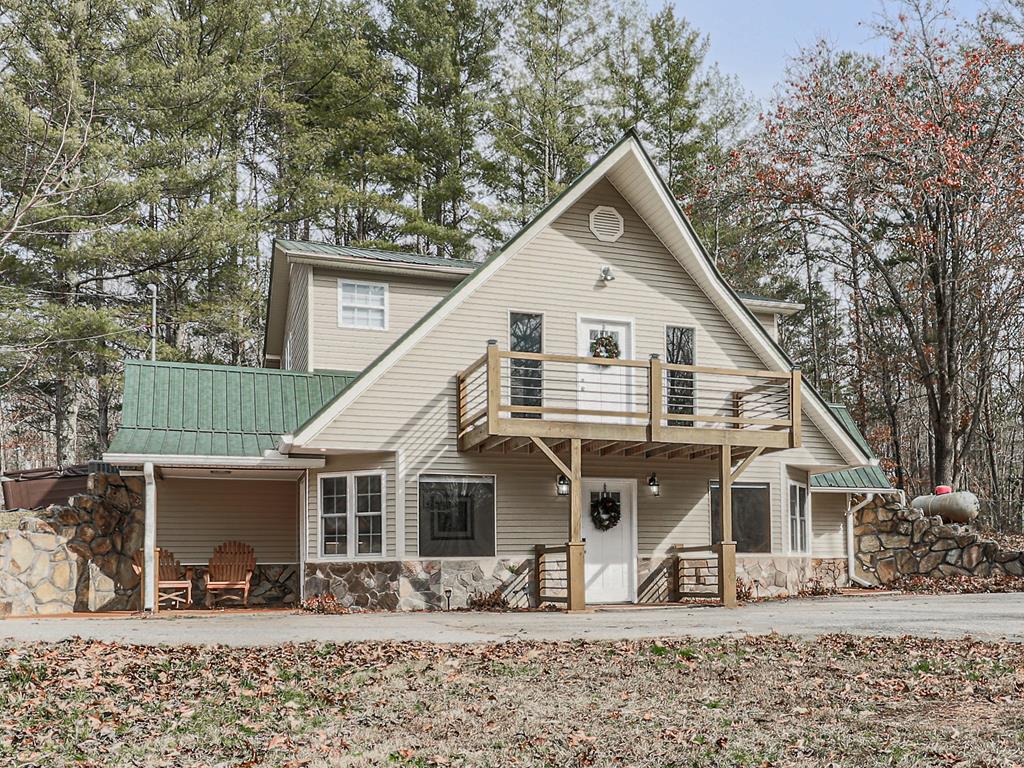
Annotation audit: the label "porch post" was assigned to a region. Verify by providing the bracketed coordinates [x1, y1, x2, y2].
[566, 437, 586, 611]
[717, 445, 737, 608]
[143, 462, 157, 612]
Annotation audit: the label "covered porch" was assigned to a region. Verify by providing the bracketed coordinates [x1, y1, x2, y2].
[135, 462, 316, 611]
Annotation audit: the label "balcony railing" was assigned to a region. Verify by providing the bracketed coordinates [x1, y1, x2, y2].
[457, 345, 801, 452]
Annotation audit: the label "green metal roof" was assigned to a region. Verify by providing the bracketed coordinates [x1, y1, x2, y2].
[811, 465, 892, 491]
[108, 360, 358, 457]
[275, 239, 477, 270]
[811, 404, 892, 490]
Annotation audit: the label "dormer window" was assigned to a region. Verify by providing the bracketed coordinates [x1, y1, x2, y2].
[339, 279, 388, 330]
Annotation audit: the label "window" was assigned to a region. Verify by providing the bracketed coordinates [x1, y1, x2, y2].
[510, 312, 543, 419]
[418, 475, 495, 557]
[789, 482, 809, 553]
[339, 279, 387, 330]
[710, 482, 771, 553]
[665, 326, 695, 426]
[319, 472, 385, 557]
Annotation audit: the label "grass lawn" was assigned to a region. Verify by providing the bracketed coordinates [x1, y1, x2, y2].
[1, 634, 1022, 767]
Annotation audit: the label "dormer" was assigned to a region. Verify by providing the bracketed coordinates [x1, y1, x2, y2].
[264, 241, 475, 372]
[737, 292, 804, 342]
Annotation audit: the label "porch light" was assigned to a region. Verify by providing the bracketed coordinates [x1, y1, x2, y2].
[556, 474, 570, 496]
[647, 473, 660, 496]
[600, 265, 615, 282]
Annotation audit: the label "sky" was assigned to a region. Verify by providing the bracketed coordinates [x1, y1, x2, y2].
[657, 0, 988, 102]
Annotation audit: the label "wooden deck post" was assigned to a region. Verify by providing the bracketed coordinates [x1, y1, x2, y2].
[648, 354, 663, 442]
[717, 445, 738, 608]
[789, 366, 802, 448]
[152, 547, 161, 614]
[533, 544, 544, 608]
[486, 341, 501, 434]
[566, 437, 586, 612]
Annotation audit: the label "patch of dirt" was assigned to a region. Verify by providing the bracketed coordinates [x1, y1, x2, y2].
[2, 635, 1022, 766]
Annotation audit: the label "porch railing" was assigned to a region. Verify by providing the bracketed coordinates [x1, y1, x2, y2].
[533, 543, 569, 606]
[457, 345, 801, 450]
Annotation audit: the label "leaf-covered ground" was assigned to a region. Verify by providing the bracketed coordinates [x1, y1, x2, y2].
[2, 635, 1022, 767]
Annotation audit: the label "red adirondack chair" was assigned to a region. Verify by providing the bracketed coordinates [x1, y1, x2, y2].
[204, 541, 256, 607]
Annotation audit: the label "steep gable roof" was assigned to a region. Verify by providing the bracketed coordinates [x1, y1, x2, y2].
[108, 360, 357, 458]
[281, 131, 874, 466]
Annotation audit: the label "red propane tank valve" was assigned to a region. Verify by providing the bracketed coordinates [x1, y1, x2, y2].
[934, 485, 952, 495]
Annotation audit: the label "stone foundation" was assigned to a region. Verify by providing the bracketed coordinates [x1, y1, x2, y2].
[303, 559, 534, 610]
[306, 554, 848, 610]
[854, 497, 1024, 584]
[638, 553, 847, 602]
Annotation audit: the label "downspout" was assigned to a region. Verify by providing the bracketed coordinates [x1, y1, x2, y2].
[143, 462, 157, 611]
[846, 492, 875, 587]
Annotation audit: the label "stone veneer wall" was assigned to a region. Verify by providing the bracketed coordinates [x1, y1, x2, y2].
[638, 554, 847, 602]
[306, 554, 849, 609]
[304, 559, 534, 611]
[0, 473, 145, 615]
[854, 497, 1024, 584]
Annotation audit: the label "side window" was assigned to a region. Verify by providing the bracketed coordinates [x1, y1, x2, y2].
[665, 326, 695, 426]
[320, 472, 385, 558]
[339, 280, 387, 330]
[509, 312, 543, 419]
[789, 483, 809, 553]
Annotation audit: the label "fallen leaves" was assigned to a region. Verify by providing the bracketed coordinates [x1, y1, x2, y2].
[0, 634, 1021, 766]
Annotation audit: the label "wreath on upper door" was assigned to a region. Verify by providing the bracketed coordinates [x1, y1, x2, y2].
[590, 490, 622, 531]
[590, 333, 620, 360]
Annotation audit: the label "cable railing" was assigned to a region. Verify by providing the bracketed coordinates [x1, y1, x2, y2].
[457, 344, 801, 450]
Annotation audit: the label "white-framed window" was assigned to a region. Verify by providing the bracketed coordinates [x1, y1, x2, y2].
[418, 474, 496, 557]
[338, 279, 388, 330]
[788, 481, 809, 553]
[319, 471, 386, 558]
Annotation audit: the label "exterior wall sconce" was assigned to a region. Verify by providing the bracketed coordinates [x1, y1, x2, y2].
[600, 266, 615, 282]
[556, 474, 571, 496]
[648, 473, 660, 496]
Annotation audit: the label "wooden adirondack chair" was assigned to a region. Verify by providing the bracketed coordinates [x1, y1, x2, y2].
[204, 541, 256, 607]
[131, 548, 194, 609]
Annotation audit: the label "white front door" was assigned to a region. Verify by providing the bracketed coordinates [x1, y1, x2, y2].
[578, 318, 633, 423]
[582, 479, 635, 603]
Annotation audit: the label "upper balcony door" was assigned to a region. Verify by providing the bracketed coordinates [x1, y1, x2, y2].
[577, 317, 634, 424]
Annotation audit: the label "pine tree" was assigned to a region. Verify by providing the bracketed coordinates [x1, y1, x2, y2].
[490, 0, 605, 225]
[386, 0, 500, 258]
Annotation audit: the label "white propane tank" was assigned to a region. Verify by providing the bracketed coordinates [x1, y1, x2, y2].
[909, 490, 980, 524]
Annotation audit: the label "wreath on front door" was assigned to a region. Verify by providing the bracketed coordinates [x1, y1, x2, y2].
[589, 333, 620, 360]
[590, 491, 622, 531]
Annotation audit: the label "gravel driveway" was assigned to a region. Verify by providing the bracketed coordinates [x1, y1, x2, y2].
[3, 592, 1022, 646]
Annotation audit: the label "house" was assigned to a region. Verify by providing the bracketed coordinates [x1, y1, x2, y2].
[104, 132, 893, 611]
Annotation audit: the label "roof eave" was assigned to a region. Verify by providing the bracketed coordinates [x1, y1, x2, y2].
[102, 451, 326, 469]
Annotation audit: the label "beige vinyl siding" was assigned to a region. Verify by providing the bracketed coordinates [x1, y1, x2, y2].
[811, 492, 848, 558]
[156, 478, 298, 564]
[284, 263, 311, 371]
[752, 311, 777, 341]
[311, 268, 458, 371]
[305, 453, 396, 561]
[300, 179, 851, 560]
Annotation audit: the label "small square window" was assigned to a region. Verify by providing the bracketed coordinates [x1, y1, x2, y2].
[339, 280, 387, 330]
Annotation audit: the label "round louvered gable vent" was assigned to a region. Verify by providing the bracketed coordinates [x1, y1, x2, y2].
[589, 205, 623, 242]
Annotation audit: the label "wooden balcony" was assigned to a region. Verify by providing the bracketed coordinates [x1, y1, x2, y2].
[457, 344, 801, 459]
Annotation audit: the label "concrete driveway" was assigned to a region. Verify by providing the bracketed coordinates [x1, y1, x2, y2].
[2, 592, 1022, 646]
